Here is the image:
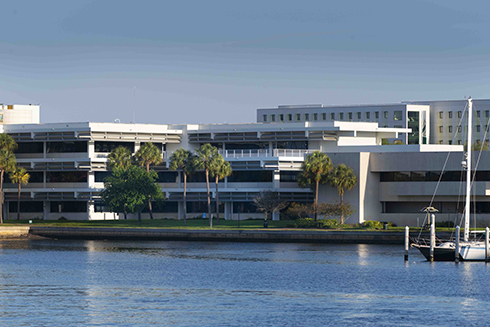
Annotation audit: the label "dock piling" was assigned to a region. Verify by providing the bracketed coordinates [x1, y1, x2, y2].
[455, 225, 460, 263]
[486, 227, 489, 263]
[404, 226, 409, 261]
[430, 223, 435, 262]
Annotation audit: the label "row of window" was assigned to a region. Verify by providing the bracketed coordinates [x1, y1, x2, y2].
[263, 111, 404, 123]
[380, 171, 490, 182]
[8, 201, 86, 213]
[438, 110, 490, 119]
[15, 141, 166, 154]
[4, 172, 87, 184]
[438, 125, 488, 134]
[383, 201, 490, 214]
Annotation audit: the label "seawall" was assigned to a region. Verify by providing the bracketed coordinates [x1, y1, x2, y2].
[0, 226, 31, 238]
[26, 226, 426, 244]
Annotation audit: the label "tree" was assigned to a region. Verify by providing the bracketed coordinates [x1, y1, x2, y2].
[298, 151, 333, 221]
[195, 143, 219, 228]
[9, 167, 30, 221]
[320, 202, 356, 225]
[0, 134, 18, 224]
[472, 141, 489, 151]
[135, 142, 163, 219]
[169, 148, 195, 226]
[328, 164, 357, 224]
[209, 155, 232, 225]
[108, 146, 132, 171]
[253, 191, 288, 221]
[101, 165, 164, 222]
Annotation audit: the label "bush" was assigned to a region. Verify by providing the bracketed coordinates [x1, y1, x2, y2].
[293, 218, 316, 228]
[435, 221, 454, 228]
[317, 219, 339, 229]
[363, 220, 383, 229]
[58, 217, 67, 221]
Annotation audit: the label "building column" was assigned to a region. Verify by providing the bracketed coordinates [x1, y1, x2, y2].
[178, 201, 184, 220]
[273, 170, 280, 189]
[224, 201, 232, 220]
[87, 201, 94, 220]
[272, 210, 280, 221]
[43, 201, 49, 221]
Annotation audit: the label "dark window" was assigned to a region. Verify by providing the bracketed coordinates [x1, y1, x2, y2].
[186, 201, 224, 213]
[296, 114, 301, 121]
[330, 113, 335, 120]
[375, 112, 379, 119]
[263, 114, 267, 122]
[410, 172, 426, 181]
[95, 171, 112, 183]
[348, 112, 353, 120]
[304, 114, 309, 121]
[287, 114, 292, 121]
[271, 115, 276, 122]
[50, 201, 87, 213]
[357, 112, 361, 120]
[366, 112, 370, 119]
[47, 171, 87, 183]
[339, 113, 344, 120]
[157, 172, 178, 183]
[439, 112, 443, 119]
[279, 114, 284, 122]
[393, 172, 410, 181]
[15, 142, 43, 154]
[228, 170, 273, 183]
[94, 141, 134, 153]
[142, 201, 178, 213]
[275, 141, 308, 149]
[94, 201, 110, 213]
[185, 171, 207, 183]
[394, 111, 402, 121]
[313, 113, 318, 121]
[5, 171, 43, 184]
[233, 201, 258, 214]
[9, 201, 43, 213]
[448, 112, 453, 118]
[226, 143, 268, 150]
[280, 171, 300, 182]
[322, 113, 327, 120]
[47, 142, 87, 153]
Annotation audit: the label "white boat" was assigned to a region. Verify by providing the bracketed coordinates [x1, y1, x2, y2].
[413, 98, 489, 261]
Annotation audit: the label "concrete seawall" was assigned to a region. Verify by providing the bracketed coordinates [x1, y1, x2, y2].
[26, 227, 424, 244]
[0, 226, 31, 238]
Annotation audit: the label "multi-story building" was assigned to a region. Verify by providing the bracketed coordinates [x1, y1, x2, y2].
[257, 99, 490, 146]
[2, 100, 490, 227]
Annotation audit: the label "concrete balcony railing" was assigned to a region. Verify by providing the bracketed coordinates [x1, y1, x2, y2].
[219, 149, 314, 158]
[94, 152, 168, 159]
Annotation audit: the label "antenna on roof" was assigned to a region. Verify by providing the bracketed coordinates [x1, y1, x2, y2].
[132, 86, 136, 124]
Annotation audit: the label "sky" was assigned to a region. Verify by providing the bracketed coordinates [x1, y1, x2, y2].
[1, 0, 490, 124]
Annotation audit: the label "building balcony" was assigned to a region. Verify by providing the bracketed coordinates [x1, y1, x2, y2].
[219, 149, 314, 158]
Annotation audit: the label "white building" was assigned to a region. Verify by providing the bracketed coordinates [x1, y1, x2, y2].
[2, 100, 490, 227]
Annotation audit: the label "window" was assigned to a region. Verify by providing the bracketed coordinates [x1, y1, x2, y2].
[366, 112, 370, 119]
[384, 111, 388, 119]
[393, 111, 402, 121]
[9, 201, 43, 213]
[50, 201, 87, 213]
[228, 170, 273, 183]
[439, 112, 443, 119]
[15, 142, 43, 154]
[95, 141, 134, 153]
[322, 113, 327, 120]
[439, 126, 443, 133]
[304, 113, 309, 121]
[95, 171, 112, 183]
[486, 111, 489, 118]
[157, 172, 178, 183]
[448, 112, 453, 118]
[263, 114, 267, 122]
[477, 111, 481, 118]
[458, 140, 462, 145]
[280, 171, 301, 182]
[288, 114, 292, 121]
[448, 126, 452, 133]
[339, 113, 344, 120]
[47, 171, 87, 183]
[47, 142, 87, 153]
[330, 113, 335, 120]
[477, 125, 481, 132]
[296, 114, 301, 121]
[458, 126, 462, 133]
[348, 112, 353, 120]
[375, 112, 379, 119]
[313, 113, 318, 121]
[448, 140, 452, 145]
[271, 114, 275, 122]
[439, 140, 443, 144]
[458, 111, 462, 118]
[279, 114, 284, 122]
[357, 112, 361, 120]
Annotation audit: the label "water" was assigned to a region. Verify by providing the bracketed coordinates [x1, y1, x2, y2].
[0, 240, 489, 327]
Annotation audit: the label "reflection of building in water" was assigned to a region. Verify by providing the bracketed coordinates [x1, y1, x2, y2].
[4, 99, 490, 227]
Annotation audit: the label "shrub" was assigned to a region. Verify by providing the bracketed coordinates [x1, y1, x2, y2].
[58, 217, 67, 221]
[294, 218, 316, 228]
[317, 219, 338, 229]
[363, 220, 383, 229]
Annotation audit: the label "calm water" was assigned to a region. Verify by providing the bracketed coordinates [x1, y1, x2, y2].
[0, 240, 489, 327]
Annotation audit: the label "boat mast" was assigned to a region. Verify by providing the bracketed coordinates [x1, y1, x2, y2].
[464, 97, 473, 241]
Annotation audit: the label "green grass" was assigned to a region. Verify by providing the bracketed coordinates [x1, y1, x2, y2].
[1, 218, 452, 232]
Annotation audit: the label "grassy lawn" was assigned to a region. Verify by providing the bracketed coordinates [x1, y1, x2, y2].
[0, 218, 449, 232]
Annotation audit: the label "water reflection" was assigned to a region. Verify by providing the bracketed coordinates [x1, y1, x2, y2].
[0, 240, 488, 326]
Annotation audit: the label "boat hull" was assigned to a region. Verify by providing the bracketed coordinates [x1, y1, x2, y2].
[414, 243, 488, 261]
[415, 245, 461, 261]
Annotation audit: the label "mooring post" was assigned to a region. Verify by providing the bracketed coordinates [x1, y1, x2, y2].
[430, 223, 435, 262]
[404, 226, 409, 261]
[486, 227, 489, 262]
[455, 225, 460, 263]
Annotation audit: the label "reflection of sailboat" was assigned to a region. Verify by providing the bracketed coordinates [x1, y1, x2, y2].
[413, 98, 488, 261]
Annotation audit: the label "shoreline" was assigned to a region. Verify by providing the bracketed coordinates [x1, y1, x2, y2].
[0, 226, 446, 244]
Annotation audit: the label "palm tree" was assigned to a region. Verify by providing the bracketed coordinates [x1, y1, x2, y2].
[135, 143, 163, 219]
[169, 148, 195, 226]
[9, 167, 30, 221]
[0, 134, 18, 224]
[328, 164, 357, 224]
[195, 143, 219, 228]
[298, 151, 333, 221]
[209, 155, 232, 225]
[108, 146, 132, 171]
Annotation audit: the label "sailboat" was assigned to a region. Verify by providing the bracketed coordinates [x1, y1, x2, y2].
[413, 98, 489, 261]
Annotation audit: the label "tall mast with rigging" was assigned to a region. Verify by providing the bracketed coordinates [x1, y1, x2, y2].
[464, 97, 473, 241]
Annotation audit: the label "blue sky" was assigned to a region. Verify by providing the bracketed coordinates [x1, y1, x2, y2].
[1, 0, 490, 124]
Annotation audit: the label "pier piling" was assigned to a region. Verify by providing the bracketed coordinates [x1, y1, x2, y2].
[455, 226, 460, 263]
[430, 223, 435, 262]
[404, 226, 409, 261]
[486, 227, 489, 262]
